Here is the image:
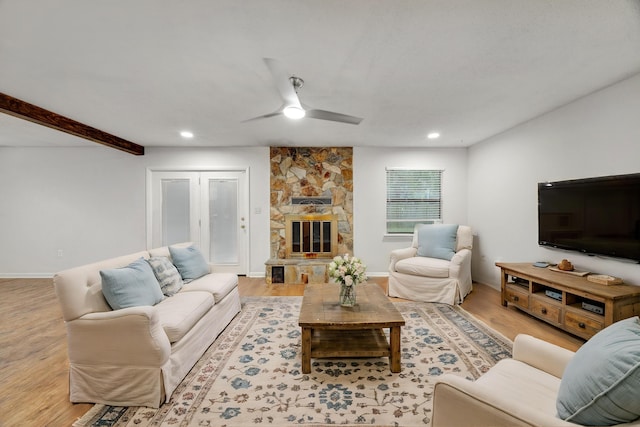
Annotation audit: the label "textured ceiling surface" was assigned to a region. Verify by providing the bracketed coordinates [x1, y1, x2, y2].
[1, 1, 639, 150]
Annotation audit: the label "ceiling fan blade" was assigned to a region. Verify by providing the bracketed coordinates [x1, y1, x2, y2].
[242, 110, 283, 123]
[263, 58, 302, 108]
[305, 109, 363, 125]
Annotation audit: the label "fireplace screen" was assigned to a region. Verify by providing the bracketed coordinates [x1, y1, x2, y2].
[285, 214, 338, 258]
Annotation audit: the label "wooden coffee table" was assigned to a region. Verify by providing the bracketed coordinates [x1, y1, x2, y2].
[298, 282, 405, 373]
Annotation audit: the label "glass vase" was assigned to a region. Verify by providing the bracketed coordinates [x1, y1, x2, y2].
[339, 282, 356, 307]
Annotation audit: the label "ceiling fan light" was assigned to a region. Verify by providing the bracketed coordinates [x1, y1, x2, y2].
[283, 105, 305, 119]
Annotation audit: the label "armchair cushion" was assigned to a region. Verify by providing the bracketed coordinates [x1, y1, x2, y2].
[395, 256, 450, 278]
[100, 258, 165, 310]
[556, 316, 640, 426]
[416, 224, 458, 260]
[169, 245, 209, 283]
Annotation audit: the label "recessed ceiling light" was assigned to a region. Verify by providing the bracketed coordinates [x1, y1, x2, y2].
[427, 132, 440, 140]
[180, 130, 194, 139]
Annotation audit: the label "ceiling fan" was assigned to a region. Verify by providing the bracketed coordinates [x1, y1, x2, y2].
[243, 58, 363, 125]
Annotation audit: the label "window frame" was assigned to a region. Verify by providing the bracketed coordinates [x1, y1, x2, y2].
[385, 168, 443, 235]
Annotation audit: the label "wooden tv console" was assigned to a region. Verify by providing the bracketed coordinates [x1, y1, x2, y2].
[497, 262, 640, 340]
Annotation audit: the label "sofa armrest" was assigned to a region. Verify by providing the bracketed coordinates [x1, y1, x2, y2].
[66, 306, 171, 367]
[432, 374, 573, 427]
[389, 247, 417, 271]
[448, 248, 472, 277]
[512, 334, 575, 379]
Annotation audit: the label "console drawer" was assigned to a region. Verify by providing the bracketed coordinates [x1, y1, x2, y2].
[505, 287, 529, 310]
[564, 311, 604, 338]
[530, 297, 561, 324]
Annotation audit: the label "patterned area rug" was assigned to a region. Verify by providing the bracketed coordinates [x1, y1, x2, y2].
[75, 297, 511, 427]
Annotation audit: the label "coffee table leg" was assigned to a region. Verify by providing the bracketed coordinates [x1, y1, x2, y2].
[301, 327, 312, 373]
[389, 326, 401, 373]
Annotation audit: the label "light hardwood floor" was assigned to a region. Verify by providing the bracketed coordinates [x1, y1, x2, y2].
[0, 277, 585, 426]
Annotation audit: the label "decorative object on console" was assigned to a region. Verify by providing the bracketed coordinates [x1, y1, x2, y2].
[328, 253, 367, 307]
[557, 259, 574, 271]
[587, 274, 623, 286]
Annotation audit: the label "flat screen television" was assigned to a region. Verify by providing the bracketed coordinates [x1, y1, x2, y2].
[538, 173, 640, 262]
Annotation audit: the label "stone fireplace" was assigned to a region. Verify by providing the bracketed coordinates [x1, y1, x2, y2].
[266, 147, 353, 284]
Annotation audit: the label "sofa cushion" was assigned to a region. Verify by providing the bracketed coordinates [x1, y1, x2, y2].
[395, 256, 450, 278]
[556, 316, 640, 426]
[416, 224, 459, 260]
[169, 245, 209, 283]
[181, 272, 238, 303]
[154, 291, 214, 343]
[100, 258, 164, 310]
[147, 256, 183, 296]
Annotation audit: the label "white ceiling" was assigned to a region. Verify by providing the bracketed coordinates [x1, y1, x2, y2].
[1, 0, 639, 151]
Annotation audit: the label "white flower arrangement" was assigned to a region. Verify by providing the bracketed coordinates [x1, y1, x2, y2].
[328, 253, 367, 287]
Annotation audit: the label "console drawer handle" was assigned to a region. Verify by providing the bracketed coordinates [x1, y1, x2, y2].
[578, 322, 586, 329]
[513, 296, 519, 302]
[541, 308, 547, 314]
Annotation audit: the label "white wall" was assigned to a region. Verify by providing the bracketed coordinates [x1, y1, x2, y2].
[353, 147, 468, 275]
[4, 74, 639, 281]
[469, 73, 640, 289]
[0, 146, 271, 277]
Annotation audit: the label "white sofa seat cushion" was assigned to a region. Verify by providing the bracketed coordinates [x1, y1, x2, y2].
[155, 291, 213, 343]
[395, 257, 450, 278]
[476, 358, 562, 417]
[181, 272, 238, 303]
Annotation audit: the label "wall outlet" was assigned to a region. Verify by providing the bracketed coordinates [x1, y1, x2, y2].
[57, 249, 63, 257]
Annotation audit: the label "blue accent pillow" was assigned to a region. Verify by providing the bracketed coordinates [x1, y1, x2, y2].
[169, 245, 209, 283]
[100, 257, 164, 310]
[147, 256, 183, 296]
[416, 224, 459, 260]
[556, 316, 640, 425]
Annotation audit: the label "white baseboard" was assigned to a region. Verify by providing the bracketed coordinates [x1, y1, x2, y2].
[0, 273, 54, 279]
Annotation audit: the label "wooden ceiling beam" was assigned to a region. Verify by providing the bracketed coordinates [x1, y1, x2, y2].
[0, 92, 144, 156]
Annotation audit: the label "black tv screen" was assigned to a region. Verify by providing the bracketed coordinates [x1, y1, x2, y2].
[538, 173, 640, 262]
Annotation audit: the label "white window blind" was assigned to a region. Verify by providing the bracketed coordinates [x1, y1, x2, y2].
[386, 169, 442, 233]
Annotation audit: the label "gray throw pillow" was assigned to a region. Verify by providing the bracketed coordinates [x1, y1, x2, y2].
[147, 256, 184, 296]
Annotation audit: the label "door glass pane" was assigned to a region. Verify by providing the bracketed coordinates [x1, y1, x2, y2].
[209, 179, 238, 264]
[162, 179, 190, 246]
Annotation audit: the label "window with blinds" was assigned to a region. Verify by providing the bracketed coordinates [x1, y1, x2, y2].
[386, 169, 443, 234]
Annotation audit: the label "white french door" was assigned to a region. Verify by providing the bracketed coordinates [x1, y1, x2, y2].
[148, 169, 248, 275]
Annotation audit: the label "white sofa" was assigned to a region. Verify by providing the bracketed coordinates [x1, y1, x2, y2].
[53, 243, 241, 408]
[388, 224, 473, 305]
[431, 334, 640, 427]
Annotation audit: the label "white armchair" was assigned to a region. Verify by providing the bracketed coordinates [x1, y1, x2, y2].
[388, 224, 473, 305]
[431, 333, 640, 427]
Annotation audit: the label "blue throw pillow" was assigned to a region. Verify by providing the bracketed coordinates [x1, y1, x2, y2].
[556, 316, 640, 425]
[169, 245, 209, 283]
[416, 224, 459, 260]
[100, 257, 164, 310]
